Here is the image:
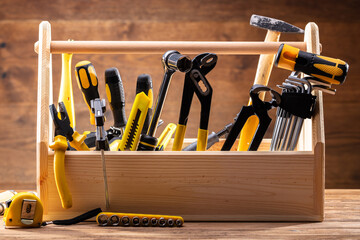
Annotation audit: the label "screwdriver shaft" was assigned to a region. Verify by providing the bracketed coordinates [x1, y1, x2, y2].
[100, 149, 110, 209]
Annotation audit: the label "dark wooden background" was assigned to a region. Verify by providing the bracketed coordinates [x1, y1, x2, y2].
[0, 0, 359, 189]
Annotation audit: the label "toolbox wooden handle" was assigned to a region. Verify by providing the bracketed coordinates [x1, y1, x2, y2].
[34, 40, 309, 55]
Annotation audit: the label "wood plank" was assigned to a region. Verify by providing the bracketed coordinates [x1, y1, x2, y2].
[43, 149, 320, 221]
[0, 190, 359, 239]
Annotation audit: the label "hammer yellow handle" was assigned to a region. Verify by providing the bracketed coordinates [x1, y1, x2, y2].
[58, 53, 75, 129]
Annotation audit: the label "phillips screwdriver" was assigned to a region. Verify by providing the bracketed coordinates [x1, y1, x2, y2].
[182, 123, 233, 151]
[275, 43, 349, 85]
[137, 50, 192, 151]
[105, 67, 127, 137]
[75, 61, 100, 125]
[136, 74, 153, 135]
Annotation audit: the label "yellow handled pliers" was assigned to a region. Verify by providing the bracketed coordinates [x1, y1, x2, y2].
[49, 102, 89, 209]
[172, 53, 217, 151]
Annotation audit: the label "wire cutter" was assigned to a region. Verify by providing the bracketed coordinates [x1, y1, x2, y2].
[172, 53, 217, 151]
[221, 85, 281, 151]
[49, 102, 89, 209]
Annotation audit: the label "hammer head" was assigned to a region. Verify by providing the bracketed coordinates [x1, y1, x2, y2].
[250, 15, 304, 33]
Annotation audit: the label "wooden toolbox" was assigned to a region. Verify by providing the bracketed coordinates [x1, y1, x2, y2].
[35, 21, 325, 221]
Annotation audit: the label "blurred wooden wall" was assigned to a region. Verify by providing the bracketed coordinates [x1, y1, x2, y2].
[0, 0, 359, 189]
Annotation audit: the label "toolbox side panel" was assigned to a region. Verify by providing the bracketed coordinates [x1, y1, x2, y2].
[44, 149, 321, 221]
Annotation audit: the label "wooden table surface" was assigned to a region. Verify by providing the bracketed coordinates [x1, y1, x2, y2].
[1, 189, 359, 239]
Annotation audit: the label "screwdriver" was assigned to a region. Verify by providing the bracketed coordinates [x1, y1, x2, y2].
[137, 50, 192, 151]
[136, 74, 153, 135]
[275, 44, 349, 85]
[91, 98, 110, 209]
[75, 61, 100, 125]
[182, 123, 233, 151]
[105, 67, 127, 136]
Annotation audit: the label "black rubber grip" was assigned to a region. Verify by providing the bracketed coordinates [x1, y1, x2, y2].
[105, 68, 127, 128]
[136, 74, 153, 134]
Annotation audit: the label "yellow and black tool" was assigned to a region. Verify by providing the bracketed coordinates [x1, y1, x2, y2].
[119, 92, 150, 151]
[75, 61, 100, 125]
[136, 74, 153, 135]
[137, 50, 192, 151]
[105, 67, 127, 136]
[275, 43, 349, 85]
[155, 123, 176, 151]
[49, 102, 89, 209]
[3, 192, 43, 228]
[96, 212, 184, 227]
[172, 53, 217, 151]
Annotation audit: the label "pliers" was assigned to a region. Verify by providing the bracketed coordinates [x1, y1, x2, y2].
[49, 102, 89, 209]
[221, 85, 281, 151]
[172, 53, 217, 151]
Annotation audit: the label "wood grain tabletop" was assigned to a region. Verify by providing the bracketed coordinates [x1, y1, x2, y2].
[0, 189, 359, 239]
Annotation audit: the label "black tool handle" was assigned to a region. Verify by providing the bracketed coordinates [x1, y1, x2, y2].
[136, 74, 153, 135]
[105, 68, 127, 129]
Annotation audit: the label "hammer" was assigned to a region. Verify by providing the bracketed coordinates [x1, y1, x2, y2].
[237, 14, 304, 151]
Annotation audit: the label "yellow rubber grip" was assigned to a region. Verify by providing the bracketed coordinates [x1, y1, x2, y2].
[49, 135, 72, 209]
[237, 115, 259, 151]
[156, 123, 176, 151]
[172, 124, 187, 151]
[69, 131, 90, 151]
[110, 139, 121, 151]
[196, 128, 209, 151]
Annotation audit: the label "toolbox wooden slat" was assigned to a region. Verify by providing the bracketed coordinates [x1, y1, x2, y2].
[36, 21, 325, 221]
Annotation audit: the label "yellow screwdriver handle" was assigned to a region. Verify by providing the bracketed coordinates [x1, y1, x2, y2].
[49, 135, 72, 209]
[58, 52, 75, 129]
[275, 44, 349, 85]
[75, 61, 100, 125]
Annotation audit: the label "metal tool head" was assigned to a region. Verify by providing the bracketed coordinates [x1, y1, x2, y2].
[250, 14, 304, 33]
[49, 102, 74, 141]
[162, 50, 192, 73]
